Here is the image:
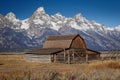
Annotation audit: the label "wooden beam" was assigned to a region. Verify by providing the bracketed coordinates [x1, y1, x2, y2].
[72, 49, 75, 63]
[67, 50, 70, 64]
[86, 54, 88, 63]
[51, 54, 54, 62]
[54, 54, 57, 63]
[64, 48, 66, 62]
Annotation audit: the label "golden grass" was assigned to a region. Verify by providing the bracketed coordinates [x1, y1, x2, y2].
[0, 54, 120, 80]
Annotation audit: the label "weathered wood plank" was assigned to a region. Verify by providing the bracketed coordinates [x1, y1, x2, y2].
[26, 54, 51, 63]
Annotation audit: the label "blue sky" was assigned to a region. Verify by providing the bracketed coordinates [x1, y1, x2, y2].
[0, 0, 120, 27]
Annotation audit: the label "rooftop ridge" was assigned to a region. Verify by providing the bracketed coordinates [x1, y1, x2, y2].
[46, 34, 79, 40]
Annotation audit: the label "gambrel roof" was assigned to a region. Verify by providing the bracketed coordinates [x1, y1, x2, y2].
[43, 34, 86, 48]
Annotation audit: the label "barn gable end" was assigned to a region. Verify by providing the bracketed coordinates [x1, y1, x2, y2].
[70, 35, 86, 49]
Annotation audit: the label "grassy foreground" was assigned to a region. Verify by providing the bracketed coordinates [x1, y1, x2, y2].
[0, 55, 120, 80]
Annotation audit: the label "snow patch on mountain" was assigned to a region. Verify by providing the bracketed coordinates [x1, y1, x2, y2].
[21, 19, 29, 29]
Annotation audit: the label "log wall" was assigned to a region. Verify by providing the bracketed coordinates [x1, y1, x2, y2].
[26, 54, 51, 63]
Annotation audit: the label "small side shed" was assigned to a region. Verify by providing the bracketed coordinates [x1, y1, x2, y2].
[26, 48, 64, 63]
[26, 34, 100, 63]
[86, 49, 100, 60]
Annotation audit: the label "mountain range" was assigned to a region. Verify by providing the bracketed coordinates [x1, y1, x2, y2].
[0, 7, 120, 51]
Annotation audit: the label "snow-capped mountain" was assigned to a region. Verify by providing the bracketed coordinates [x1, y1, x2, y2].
[5, 12, 20, 24]
[0, 7, 120, 51]
[5, 12, 22, 30]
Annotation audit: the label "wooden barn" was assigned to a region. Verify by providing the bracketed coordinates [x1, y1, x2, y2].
[26, 34, 100, 63]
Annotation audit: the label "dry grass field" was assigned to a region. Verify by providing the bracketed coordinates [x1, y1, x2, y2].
[0, 54, 120, 80]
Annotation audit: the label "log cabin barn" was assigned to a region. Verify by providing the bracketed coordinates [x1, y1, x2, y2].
[26, 34, 100, 63]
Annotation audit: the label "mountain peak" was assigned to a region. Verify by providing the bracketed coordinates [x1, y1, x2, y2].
[55, 13, 63, 17]
[5, 12, 20, 23]
[5, 12, 16, 19]
[53, 13, 65, 19]
[36, 7, 45, 14]
[5, 12, 20, 28]
[74, 13, 83, 18]
[74, 13, 86, 22]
